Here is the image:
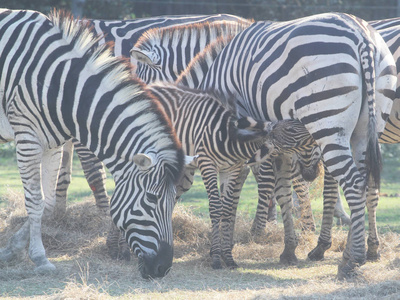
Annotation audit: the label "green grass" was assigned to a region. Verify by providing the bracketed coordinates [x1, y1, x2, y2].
[1, 146, 400, 233]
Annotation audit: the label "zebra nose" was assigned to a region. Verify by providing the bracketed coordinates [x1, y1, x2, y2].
[139, 241, 173, 279]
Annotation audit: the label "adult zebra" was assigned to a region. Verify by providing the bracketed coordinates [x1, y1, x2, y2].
[198, 13, 397, 279]
[130, 19, 252, 83]
[0, 9, 188, 279]
[307, 18, 400, 263]
[56, 13, 250, 216]
[176, 36, 323, 232]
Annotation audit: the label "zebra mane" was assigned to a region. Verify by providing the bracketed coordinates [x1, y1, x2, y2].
[48, 10, 102, 56]
[46, 10, 183, 178]
[176, 36, 234, 87]
[134, 19, 251, 50]
[47, 10, 143, 107]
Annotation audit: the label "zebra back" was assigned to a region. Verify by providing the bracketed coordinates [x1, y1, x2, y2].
[87, 14, 250, 57]
[176, 36, 234, 88]
[372, 22, 400, 144]
[146, 82, 269, 163]
[131, 19, 252, 83]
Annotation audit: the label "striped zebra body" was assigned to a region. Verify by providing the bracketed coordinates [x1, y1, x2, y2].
[0, 9, 185, 279]
[147, 82, 272, 269]
[176, 32, 323, 234]
[308, 18, 400, 263]
[199, 13, 397, 279]
[130, 19, 252, 83]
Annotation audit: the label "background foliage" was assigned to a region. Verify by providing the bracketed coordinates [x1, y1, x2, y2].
[1, 0, 398, 21]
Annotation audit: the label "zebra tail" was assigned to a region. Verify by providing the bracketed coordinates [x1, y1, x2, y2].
[362, 41, 382, 190]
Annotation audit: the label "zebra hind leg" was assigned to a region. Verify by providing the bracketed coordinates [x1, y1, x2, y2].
[274, 154, 298, 265]
[366, 185, 380, 261]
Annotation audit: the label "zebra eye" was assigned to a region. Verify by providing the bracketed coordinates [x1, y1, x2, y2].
[146, 192, 159, 205]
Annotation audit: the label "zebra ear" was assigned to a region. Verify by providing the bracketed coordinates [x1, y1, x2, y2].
[133, 153, 155, 171]
[184, 155, 198, 165]
[130, 47, 159, 66]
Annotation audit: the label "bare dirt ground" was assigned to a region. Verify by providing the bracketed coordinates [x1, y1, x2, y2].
[0, 191, 399, 299]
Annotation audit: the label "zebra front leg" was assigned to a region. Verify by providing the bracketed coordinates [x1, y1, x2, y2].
[274, 154, 298, 265]
[198, 159, 223, 269]
[54, 140, 73, 217]
[250, 159, 276, 236]
[106, 221, 131, 261]
[308, 170, 337, 261]
[74, 139, 110, 212]
[227, 166, 250, 249]
[292, 176, 315, 231]
[219, 168, 242, 269]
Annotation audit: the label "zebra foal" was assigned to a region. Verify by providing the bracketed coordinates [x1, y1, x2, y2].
[0, 9, 188, 279]
[147, 82, 316, 269]
[199, 13, 397, 279]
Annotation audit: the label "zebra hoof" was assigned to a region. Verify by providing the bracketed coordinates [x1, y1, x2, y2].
[308, 241, 331, 261]
[118, 248, 131, 261]
[337, 260, 361, 281]
[211, 257, 223, 269]
[34, 261, 56, 275]
[279, 251, 298, 265]
[366, 249, 380, 261]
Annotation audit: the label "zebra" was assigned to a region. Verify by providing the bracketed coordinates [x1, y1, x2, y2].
[196, 13, 397, 279]
[56, 13, 250, 217]
[130, 19, 252, 83]
[307, 18, 400, 263]
[0, 9, 192, 279]
[147, 82, 319, 269]
[176, 35, 323, 233]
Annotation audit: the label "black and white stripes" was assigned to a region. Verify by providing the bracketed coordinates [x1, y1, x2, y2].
[0, 9, 184, 279]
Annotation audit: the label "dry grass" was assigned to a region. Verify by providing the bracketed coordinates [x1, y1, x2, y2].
[0, 190, 399, 299]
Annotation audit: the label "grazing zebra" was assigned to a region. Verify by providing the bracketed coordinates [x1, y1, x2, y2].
[308, 18, 400, 263]
[197, 13, 397, 279]
[56, 13, 250, 217]
[0, 9, 190, 279]
[130, 19, 252, 83]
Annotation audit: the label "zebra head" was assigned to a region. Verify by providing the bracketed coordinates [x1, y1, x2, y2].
[110, 151, 187, 279]
[246, 119, 318, 166]
[130, 46, 166, 83]
[292, 146, 322, 182]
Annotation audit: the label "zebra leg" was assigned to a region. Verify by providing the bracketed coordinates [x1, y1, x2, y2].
[227, 166, 250, 249]
[250, 159, 275, 236]
[274, 153, 298, 265]
[53, 140, 73, 217]
[308, 170, 337, 261]
[106, 221, 131, 261]
[73, 141, 132, 260]
[334, 193, 351, 226]
[219, 168, 242, 269]
[73, 139, 110, 212]
[292, 177, 315, 231]
[366, 184, 380, 261]
[198, 159, 223, 269]
[0, 143, 61, 272]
